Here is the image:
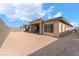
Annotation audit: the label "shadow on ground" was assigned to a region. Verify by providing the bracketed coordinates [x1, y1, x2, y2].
[29, 32, 79, 56]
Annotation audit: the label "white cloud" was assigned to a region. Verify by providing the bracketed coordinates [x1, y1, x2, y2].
[39, 6, 55, 19]
[0, 3, 56, 22]
[53, 12, 62, 18]
[41, 6, 55, 17]
[47, 13, 52, 19]
[47, 6, 55, 12]
[0, 4, 15, 15]
[0, 0, 58, 3]
[71, 22, 77, 26]
[20, 17, 31, 21]
[0, 3, 44, 22]
[0, 3, 57, 27]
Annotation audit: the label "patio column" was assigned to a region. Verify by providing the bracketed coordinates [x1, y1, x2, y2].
[39, 22, 43, 35]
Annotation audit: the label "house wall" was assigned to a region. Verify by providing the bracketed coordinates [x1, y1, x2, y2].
[39, 22, 43, 34]
[28, 19, 73, 37]
[58, 21, 72, 37]
[43, 20, 59, 37]
[59, 21, 72, 33]
[28, 20, 44, 34]
[43, 20, 72, 37]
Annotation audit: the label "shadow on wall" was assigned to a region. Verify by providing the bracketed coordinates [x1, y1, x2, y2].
[59, 30, 72, 37]
[29, 31, 79, 56]
[0, 20, 10, 48]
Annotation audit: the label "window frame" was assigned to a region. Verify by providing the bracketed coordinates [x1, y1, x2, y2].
[44, 24, 54, 33]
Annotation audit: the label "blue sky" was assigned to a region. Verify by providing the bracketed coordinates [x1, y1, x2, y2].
[0, 3, 79, 28]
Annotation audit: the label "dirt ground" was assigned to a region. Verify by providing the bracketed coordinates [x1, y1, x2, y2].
[0, 32, 57, 56]
[0, 32, 79, 56]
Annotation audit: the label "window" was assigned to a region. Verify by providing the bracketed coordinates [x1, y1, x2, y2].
[44, 24, 53, 33]
[64, 25, 66, 31]
[61, 24, 63, 32]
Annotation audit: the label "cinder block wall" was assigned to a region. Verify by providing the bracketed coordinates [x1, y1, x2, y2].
[0, 20, 10, 47]
[11, 28, 24, 32]
[77, 29, 79, 33]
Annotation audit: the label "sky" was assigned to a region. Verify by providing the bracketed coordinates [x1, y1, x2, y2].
[0, 3, 79, 28]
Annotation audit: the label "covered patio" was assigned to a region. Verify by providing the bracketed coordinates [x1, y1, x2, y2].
[29, 18, 44, 34]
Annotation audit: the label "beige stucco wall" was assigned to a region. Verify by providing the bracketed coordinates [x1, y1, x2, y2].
[29, 20, 44, 34]
[43, 20, 59, 37]
[29, 19, 73, 37]
[43, 20, 72, 37]
[0, 20, 10, 47]
[58, 21, 72, 37]
[59, 21, 72, 33]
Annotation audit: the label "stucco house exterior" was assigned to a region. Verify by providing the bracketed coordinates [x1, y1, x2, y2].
[26, 17, 73, 37]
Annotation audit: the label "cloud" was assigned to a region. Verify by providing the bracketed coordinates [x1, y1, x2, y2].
[20, 17, 32, 22]
[0, 4, 15, 15]
[42, 6, 55, 17]
[0, 3, 55, 22]
[0, 3, 57, 27]
[71, 22, 77, 26]
[47, 6, 55, 13]
[47, 13, 52, 19]
[38, 5, 55, 19]
[53, 12, 62, 18]
[0, 3, 44, 22]
[70, 21, 79, 27]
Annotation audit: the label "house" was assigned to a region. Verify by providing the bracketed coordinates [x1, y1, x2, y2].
[26, 17, 73, 37]
[23, 24, 29, 32]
